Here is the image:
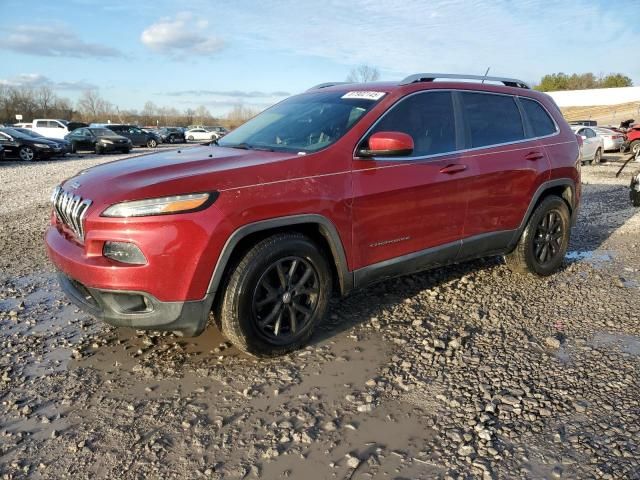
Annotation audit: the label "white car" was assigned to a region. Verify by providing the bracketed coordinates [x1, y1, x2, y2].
[32, 119, 69, 139]
[185, 128, 218, 142]
[593, 127, 625, 152]
[571, 125, 604, 164]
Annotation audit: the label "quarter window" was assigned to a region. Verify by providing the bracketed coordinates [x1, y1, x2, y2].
[367, 91, 457, 157]
[520, 98, 557, 137]
[460, 92, 524, 148]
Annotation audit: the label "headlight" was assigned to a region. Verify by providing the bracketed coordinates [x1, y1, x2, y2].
[34, 143, 50, 149]
[101, 139, 113, 144]
[102, 192, 217, 217]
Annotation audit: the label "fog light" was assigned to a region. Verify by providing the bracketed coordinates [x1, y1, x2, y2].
[103, 241, 147, 265]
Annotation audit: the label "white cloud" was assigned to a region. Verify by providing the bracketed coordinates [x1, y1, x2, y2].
[0, 73, 97, 91]
[229, 0, 640, 84]
[0, 24, 123, 58]
[141, 12, 224, 56]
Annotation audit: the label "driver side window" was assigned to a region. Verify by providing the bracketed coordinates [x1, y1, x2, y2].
[366, 91, 457, 157]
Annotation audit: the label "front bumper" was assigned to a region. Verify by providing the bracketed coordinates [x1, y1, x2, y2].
[58, 273, 213, 336]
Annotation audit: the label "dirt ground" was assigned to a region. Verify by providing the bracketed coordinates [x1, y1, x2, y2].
[0, 147, 639, 479]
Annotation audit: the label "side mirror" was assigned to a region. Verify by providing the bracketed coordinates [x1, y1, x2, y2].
[358, 131, 414, 158]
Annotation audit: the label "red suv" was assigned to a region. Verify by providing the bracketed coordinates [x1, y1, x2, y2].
[624, 124, 640, 156]
[46, 73, 581, 357]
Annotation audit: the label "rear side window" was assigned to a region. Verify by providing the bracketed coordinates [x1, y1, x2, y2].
[369, 91, 457, 156]
[460, 92, 524, 148]
[521, 98, 557, 137]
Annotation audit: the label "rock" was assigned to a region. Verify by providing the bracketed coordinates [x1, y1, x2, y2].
[545, 336, 561, 349]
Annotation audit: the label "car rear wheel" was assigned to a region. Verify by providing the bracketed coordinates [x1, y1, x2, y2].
[146, 138, 158, 148]
[219, 233, 332, 357]
[631, 140, 640, 157]
[18, 146, 35, 162]
[505, 195, 571, 276]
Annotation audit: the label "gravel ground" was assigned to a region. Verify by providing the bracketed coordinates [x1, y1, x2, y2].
[0, 150, 639, 479]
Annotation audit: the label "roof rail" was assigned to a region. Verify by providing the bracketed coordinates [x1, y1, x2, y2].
[307, 82, 351, 91]
[400, 73, 530, 89]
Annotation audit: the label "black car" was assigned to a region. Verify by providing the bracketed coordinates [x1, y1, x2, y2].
[65, 127, 132, 154]
[0, 127, 60, 161]
[158, 127, 186, 143]
[12, 127, 71, 155]
[96, 124, 161, 148]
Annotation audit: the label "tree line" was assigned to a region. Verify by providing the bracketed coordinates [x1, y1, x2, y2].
[534, 72, 633, 92]
[0, 86, 258, 129]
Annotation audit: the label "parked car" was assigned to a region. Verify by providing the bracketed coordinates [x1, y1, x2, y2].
[32, 119, 70, 139]
[569, 120, 597, 127]
[208, 126, 229, 138]
[46, 73, 580, 357]
[593, 127, 625, 152]
[12, 127, 71, 155]
[158, 127, 186, 143]
[571, 125, 604, 164]
[185, 128, 218, 142]
[95, 124, 161, 148]
[65, 127, 132, 154]
[0, 127, 60, 161]
[623, 124, 640, 156]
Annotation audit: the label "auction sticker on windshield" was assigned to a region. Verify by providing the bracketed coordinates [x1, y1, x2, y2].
[341, 91, 386, 100]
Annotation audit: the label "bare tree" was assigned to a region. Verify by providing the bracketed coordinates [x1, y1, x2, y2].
[227, 104, 258, 129]
[36, 86, 55, 117]
[346, 65, 381, 83]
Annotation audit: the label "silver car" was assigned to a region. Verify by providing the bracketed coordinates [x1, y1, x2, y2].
[571, 125, 605, 164]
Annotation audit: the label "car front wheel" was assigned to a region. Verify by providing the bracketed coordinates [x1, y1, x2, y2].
[147, 138, 158, 148]
[505, 195, 571, 276]
[18, 146, 35, 161]
[219, 233, 332, 357]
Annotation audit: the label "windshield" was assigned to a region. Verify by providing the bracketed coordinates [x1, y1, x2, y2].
[90, 128, 116, 136]
[0, 128, 32, 139]
[218, 91, 384, 152]
[16, 128, 43, 138]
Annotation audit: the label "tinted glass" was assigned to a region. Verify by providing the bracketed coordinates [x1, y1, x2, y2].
[460, 92, 524, 147]
[368, 91, 456, 156]
[521, 98, 556, 137]
[219, 91, 381, 153]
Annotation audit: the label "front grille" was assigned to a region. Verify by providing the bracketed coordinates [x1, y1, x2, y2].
[51, 186, 92, 241]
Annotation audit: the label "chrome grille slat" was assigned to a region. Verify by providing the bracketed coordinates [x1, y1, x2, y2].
[51, 186, 92, 242]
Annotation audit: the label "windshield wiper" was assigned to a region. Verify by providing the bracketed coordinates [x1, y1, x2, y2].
[223, 142, 274, 152]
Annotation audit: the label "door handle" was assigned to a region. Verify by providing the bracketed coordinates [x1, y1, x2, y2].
[439, 164, 467, 174]
[525, 151, 544, 161]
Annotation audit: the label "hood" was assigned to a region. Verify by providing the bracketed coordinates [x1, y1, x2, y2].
[62, 145, 302, 207]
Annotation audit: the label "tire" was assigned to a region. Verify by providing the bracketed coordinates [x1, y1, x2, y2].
[169, 136, 176, 144]
[187, 135, 194, 141]
[631, 140, 640, 157]
[593, 148, 602, 164]
[122, 148, 131, 154]
[70, 142, 77, 154]
[219, 233, 332, 357]
[95, 144, 103, 155]
[146, 138, 158, 148]
[505, 195, 571, 276]
[18, 146, 35, 162]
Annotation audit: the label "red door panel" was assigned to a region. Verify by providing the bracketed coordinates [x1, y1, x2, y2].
[351, 154, 469, 269]
[461, 140, 550, 237]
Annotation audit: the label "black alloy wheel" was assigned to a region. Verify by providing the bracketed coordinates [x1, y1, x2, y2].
[533, 209, 564, 267]
[251, 256, 320, 344]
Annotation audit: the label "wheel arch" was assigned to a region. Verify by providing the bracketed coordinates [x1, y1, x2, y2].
[508, 178, 577, 251]
[206, 215, 353, 304]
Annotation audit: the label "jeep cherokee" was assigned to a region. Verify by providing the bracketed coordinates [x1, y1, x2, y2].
[45, 73, 581, 357]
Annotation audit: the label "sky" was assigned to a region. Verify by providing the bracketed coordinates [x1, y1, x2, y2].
[1, 0, 639, 116]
